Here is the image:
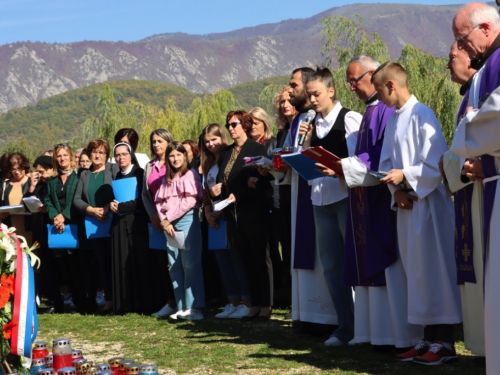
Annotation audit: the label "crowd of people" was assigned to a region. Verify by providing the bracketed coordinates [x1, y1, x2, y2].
[2, 1, 500, 372]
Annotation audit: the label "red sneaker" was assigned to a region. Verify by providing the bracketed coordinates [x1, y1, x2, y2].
[413, 341, 458, 366]
[396, 340, 429, 362]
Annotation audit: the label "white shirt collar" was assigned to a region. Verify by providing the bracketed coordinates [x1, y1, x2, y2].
[316, 101, 342, 127]
[395, 95, 417, 114]
[120, 164, 134, 175]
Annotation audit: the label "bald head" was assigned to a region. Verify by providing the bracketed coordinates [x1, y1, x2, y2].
[447, 42, 476, 85]
[453, 2, 500, 60]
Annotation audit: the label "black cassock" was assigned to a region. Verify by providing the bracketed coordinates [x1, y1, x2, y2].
[111, 164, 155, 314]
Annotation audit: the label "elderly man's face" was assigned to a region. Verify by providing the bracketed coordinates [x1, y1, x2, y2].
[346, 62, 376, 102]
[453, 18, 489, 60]
[447, 44, 474, 85]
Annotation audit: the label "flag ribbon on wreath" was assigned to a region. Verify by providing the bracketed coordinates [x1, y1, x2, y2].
[10, 237, 38, 359]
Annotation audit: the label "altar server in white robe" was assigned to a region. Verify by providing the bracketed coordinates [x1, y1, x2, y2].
[373, 62, 462, 366]
[282, 67, 339, 327]
[441, 42, 484, 356]
[450, 3, 500, 372]
[340, 55, 423, 349]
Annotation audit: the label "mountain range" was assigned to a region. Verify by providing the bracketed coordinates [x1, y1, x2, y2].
[0, 2, 464, 114]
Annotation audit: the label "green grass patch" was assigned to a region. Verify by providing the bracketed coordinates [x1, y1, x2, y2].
[37, 309, 485, 374]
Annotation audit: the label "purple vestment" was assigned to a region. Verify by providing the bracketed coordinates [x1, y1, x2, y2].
[289, 113, 316, 270]
[343, 101, 398, 287]
[476, 46, 500, 267]
[453, 92, 476, 284]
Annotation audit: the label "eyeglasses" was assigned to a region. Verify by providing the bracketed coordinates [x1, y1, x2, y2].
[346, 71, 371, 87]
[115, 152, 130, 159]
[91, 150, 106, 155]
[455, 25, 479, 42]
[54, 142, 69, 148]
[10, 168, 23, 173]
[225, 121, 241, 129]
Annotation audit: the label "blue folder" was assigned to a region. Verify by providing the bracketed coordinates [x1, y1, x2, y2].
[208, 219, 230, 250]
[148, 223, 166, 250]
[85, 213, 112, 239]
[112, 177, 138, 202]
[47, 224, 79, 249]
[280, 153, 325, 181]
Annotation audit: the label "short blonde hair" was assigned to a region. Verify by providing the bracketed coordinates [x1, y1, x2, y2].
[248, 107, 273, 140]
[371, 61, 408, 88]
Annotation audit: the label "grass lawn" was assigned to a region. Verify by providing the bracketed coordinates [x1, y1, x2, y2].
[36, 308, 485, 374]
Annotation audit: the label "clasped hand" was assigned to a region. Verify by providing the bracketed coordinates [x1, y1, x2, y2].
[462, 158, 483, 181]
[109, 200, 120, 214]
[394, 190, 418, 210]
[89, 206, 108, 221]
[53, 213, 65, 233]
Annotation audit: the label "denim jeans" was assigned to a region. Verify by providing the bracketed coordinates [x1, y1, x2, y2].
[167, 210, 205, 311]
[214, 247, 250, 302]
[313, 198, 354, 343]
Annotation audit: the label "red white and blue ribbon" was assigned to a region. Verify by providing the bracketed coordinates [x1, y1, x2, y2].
[11, 238, 38, 359]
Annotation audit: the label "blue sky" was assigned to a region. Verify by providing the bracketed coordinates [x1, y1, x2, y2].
[0, 0, 487, 45]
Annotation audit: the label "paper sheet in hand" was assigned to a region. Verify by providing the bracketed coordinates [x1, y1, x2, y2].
[213, 199, 234, 212]
[148, 223, 166, 250]
[208, 219, 229, 250]
[22, 196, 43, 213]
[85, 213, 113, 239]
[47, 224, 79, 249]
[166, 230, 185, 249]
[112, 177, 138, 202]
[280, 153, 324, 181]
[243, 156, 273, 167]
[0, 204, 27, 215]
[301, 146, 343, 175]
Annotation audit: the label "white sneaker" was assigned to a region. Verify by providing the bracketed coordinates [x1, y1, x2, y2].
[324, 336, 344, 347]
[179, 309, 204, 321]
[151, 304, 176, 318]
[227, 304, 251, 319]
[215, 304, 238, 319]
[169, 310, 186, 320]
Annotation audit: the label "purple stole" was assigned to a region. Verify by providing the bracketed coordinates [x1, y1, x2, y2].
[477, 47, 500, 269]
[454, 92, 476, 284]
[342, 101, 398, 287]
[289, 113, 316, 270]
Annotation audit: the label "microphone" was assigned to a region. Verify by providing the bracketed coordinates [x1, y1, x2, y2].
[298, 109, 316, 147]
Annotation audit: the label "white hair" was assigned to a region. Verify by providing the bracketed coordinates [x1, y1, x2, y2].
[348, 55, 380, 71]
[470, 3, 500, 31]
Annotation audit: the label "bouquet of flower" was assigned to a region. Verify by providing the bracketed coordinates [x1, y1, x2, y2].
[0, 223, 39, 373]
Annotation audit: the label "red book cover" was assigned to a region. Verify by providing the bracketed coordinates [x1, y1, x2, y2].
[301, 146, 344, 175]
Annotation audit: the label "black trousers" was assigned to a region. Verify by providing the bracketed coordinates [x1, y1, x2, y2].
[237, 220, 272, 307]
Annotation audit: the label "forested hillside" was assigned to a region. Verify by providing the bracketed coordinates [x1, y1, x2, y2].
[0, 76, 289, 155]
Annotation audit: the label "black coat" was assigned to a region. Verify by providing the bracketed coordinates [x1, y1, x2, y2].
[217, 138, 271, 223]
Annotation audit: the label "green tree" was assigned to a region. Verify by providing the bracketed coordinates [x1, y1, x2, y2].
[320, 14, 460, 145]
[320, 15, 391, 69]
[78, 86, 241, 153]
[1, 135, 38, 164]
